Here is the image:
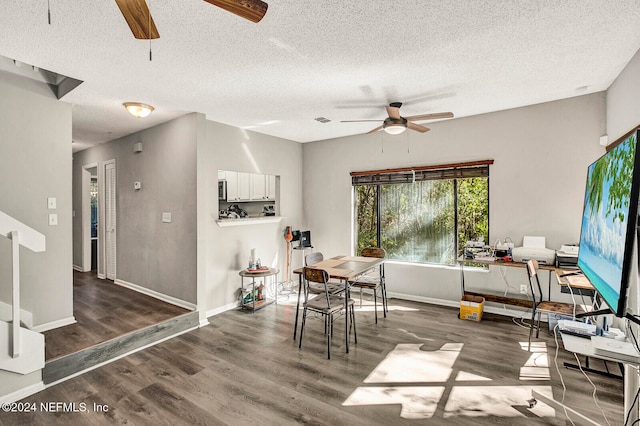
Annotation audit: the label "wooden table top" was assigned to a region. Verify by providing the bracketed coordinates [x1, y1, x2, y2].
[239, 267, 279, 277]
[555, 270, 594, 290]
[293, 255, 384, 281]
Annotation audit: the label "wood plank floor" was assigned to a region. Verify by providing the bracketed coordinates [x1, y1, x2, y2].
[43, 271, 189, 360]
[2, 297, 624, 425]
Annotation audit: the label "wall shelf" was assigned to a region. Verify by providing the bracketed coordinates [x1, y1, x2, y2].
[216, 216, 283, 227]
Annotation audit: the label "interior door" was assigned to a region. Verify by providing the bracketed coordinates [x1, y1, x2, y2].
[105, 161, 117, 280]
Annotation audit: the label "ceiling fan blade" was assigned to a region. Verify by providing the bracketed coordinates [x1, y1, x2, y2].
[341, 120, 383, 122]
[404, 112, 454, 122]
[367, 125, 384, 134]
[114, 0, 160, 39]
[203, 0, 268, 23]
[386, 106, 401, 120]
[407, 122, 431, 133]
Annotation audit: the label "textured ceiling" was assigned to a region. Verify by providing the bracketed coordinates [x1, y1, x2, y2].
[1, 1, 640, 152]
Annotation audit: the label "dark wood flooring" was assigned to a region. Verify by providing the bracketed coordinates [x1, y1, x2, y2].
[2, 298, 624, 425]
[43, 271, 189, 360]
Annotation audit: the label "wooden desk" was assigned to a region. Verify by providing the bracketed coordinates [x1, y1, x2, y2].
[458, 257, 556, 308]
[293, 255, 385, 353]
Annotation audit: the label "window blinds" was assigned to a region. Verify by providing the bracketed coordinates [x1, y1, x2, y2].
[350, 160, 493, 186]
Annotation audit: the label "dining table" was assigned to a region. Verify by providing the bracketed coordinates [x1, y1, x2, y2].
[292, 254, 386, 353]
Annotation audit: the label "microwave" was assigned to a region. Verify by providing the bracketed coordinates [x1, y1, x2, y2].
[218, 180, 227, 201]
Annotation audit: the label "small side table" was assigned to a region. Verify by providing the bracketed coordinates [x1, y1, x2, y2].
[239, 267, 279, 312]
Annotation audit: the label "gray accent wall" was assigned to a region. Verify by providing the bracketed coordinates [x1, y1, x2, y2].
[0, 72, 73, 328]
[302, 93, 605, 307]
[72, 113, 198, 304]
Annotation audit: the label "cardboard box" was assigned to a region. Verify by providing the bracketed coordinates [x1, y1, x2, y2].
[460, 295, 485, 321]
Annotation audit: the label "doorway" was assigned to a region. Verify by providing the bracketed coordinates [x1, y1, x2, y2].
[104, 160, 116, 281]
[81, 163, 98, 272]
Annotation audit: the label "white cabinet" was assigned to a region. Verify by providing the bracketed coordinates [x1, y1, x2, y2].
[251, 174, 267, 200]
[224, 171, 251, 202]
[220, 170, 277, 202]
[266, 175, 276, 200]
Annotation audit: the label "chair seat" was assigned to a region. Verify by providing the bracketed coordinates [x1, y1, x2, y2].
[305, 296, 355, 314]
[309, 282, 344, 294]
[349, 276, 380, 289]
[536, 301, 585, 316]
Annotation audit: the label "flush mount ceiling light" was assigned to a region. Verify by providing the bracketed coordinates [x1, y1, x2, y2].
[382, 118, 408, 135]
[123, 102, 154, 118]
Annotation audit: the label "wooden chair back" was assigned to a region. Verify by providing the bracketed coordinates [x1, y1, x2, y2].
[362, 247, 386, 258]
[526, 259, 543, 305]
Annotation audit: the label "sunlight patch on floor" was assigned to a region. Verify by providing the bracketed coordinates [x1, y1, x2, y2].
[364, 343, 463, 383]
[344, 341, 555, 420]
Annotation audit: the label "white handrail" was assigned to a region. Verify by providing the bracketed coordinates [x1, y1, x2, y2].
[0, 211, 46, 358]
[0, 211, 45, 252]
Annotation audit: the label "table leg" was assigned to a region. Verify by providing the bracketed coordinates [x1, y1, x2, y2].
[344, 278, 349, 353]
[293, 274, 302, 340]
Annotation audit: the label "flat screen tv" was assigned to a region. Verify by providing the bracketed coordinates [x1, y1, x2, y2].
[577, 129, 640, 317]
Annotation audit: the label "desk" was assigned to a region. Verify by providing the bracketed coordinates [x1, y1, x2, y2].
[293, 255, 385, 353]
[458, 257, 556, 308]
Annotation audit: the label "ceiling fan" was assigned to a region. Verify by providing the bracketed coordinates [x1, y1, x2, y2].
[341, 102, 454, 135]
[114, 0, 268, 39]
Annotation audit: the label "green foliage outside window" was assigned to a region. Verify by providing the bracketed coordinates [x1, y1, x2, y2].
[355, 177, 488, 265]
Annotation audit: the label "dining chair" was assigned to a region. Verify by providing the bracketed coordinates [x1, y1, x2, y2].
[305, 252, 345, 295]
[526, 259, 584, 351]
[299, 267, 357, 359]
[348, 247, 387, 323]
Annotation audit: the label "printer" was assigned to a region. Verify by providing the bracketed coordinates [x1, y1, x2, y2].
[556, 244, 579, 269]
[511, 236, 556, 265]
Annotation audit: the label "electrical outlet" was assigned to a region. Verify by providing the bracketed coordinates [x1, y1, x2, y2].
[520, 285, 527, 294]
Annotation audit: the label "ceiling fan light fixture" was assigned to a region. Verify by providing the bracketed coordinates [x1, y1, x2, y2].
[124, 102, 154, 118]
[383, 122, 407, 135]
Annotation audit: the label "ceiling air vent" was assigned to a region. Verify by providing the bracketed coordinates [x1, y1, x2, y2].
[314, 117, 331, 123]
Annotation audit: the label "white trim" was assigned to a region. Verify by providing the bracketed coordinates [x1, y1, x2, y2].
[32, 316, 76, 333]
[114, 279, 196, 311]
[387, 291, 528, 319]
[216, 216, 284, 227]
[0, 381, 45, 404]
[97, 273, 106, 279]
[205, 301, 239, 319]
[72, 264, 83, 272]
[43, 325, 198, 389]
[199, 318, 210, 328]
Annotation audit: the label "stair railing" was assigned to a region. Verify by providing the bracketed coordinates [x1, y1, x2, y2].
[0, 211, 45, 358]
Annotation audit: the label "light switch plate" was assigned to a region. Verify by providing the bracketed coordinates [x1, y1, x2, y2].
[48, 213, 58, 226]
[134, 181, 142, 190]
[162, 212, 172, 223]
[47, 197, 56, 209]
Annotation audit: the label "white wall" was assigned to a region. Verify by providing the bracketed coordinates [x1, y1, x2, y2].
[198, 120, 303, 318]
[0, 72, 73, 328]
[303, 93, 605, 306]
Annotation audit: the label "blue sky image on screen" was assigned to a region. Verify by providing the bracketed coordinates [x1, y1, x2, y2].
[578, 134, 636, 312]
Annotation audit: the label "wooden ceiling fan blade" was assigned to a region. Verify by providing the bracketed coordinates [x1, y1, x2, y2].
[386, 106, 401, 120]
[203, 0, 268, 23]
[407, 122, 431, 133]
[114, 0, 160, 39]
[367, 125, 384, 134]
[404, 112, 454, 121]
[341, 120, 383, 122]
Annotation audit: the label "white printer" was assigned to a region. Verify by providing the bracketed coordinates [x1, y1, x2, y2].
[511, 236, 556, 265]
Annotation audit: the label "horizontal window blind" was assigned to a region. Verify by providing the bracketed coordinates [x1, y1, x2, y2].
[351, 160, 493, 186]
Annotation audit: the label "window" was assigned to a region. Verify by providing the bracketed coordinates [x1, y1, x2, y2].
[353, 161, 491, 265]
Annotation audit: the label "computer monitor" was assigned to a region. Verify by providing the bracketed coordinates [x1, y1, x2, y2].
[299, 231, 312, 248]
[291, 230, 300, 242]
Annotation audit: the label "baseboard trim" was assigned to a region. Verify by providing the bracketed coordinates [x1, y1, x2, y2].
[206, 301, 239, 319]
[97, 273, 106, 279]
[199, 318, 210, 328]
[0, 381, 45, 404]
[72, 264, 83, 272]
[32, 316, 76, 333]
[387, 291, 528, 319]
[114, 279, 196, 311]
